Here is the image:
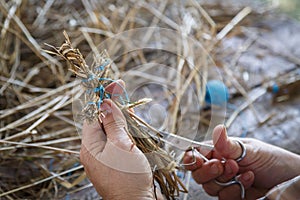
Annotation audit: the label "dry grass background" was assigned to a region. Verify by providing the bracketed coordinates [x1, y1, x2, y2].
[0, 0, 288, 199]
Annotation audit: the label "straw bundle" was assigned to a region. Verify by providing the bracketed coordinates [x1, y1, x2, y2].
[46, 31, 188, 199]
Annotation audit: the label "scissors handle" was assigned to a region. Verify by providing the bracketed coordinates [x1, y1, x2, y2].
[215, 177, 245, 199]
[158, 130, 246, 199]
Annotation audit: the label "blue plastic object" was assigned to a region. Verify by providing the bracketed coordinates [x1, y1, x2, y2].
[205, 80, 229, 106]
[272, 83, 279, 94]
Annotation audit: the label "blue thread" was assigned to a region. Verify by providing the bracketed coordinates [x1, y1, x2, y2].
[82, 74, 95, 82]
[98, 78, 130, 104]
[105, 93, 111, 99]
[94, 85, 104, 93]
[99, 85, 105, 108]
[97, 99, 102, 109]
[82, 76, 130, 108]
[93, 85, 105, 109]
[95, 60, 110, 71]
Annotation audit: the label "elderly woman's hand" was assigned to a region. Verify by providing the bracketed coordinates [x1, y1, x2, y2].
[80, 80, 158, 200]
[183, 125, 300, 200]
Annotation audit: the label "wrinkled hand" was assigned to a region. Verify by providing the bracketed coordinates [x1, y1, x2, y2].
[183, 125, 300, 200]
[80, 80, 156, 200]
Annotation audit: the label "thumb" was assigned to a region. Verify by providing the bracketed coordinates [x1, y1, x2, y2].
[100, 99, 134, 151]
[212, 125, 243, 160]
[105, 79, 126, 101]
[81, 120, 107, 154]
[99, 99, 151, 173]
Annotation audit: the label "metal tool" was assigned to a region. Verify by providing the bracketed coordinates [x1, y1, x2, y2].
[158, 130, 214, 150]
[147, 128, 246, 199]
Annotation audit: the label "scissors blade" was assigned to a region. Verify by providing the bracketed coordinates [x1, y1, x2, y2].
[158, 130, 214, 150]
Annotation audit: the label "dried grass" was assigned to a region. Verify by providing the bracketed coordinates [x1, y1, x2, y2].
[46, 32, 188, 199]
[0, 0, 273, 199]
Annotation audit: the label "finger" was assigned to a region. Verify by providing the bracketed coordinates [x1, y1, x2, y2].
[81, 80, 126, 152]
[182, 150, 204, 171]
[202, 159, 239, 196]
[196, 144, 214, 160]
[80, 121, 107, 170]
[212, 125, 243, 160]
[191, 159, 224, 184]
[217, 159, 239, 182]
[218, 171, 255, 200]
[81, 120, 107, 155]
[97, 99, 151, 173]
[100, 99, 133, 151]
[105, 79, 126, 101]
[239, 171, 255, 189]
[105, 80, 134, 114]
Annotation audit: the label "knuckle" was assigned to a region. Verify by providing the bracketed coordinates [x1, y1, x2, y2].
[104, 119, 126, 132]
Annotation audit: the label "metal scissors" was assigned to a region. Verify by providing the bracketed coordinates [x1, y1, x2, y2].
[154, 130, 246, 199]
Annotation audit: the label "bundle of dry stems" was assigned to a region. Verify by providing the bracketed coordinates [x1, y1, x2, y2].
[46, 31, 187, 199]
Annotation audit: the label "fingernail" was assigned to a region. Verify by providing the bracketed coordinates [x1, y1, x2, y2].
[211, 164, 220, 175]
[242, 172, 252, 182]
[225, 163, 233, 174]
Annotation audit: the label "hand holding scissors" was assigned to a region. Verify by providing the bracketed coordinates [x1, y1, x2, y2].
[155, 125, 248, 199]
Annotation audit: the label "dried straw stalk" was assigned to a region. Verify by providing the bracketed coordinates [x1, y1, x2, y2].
[46, 31, 187, 200]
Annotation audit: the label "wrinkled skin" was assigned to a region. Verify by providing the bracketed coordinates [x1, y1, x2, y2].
[80, 80, 300, 200]
[80, 80, 161, 200]
[183, 125, 300, 200]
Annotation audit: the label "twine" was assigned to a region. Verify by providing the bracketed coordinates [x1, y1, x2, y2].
[81, 68, 130, 109]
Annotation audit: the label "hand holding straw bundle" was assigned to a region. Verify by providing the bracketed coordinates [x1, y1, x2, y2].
[45, 31, 187, 200]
